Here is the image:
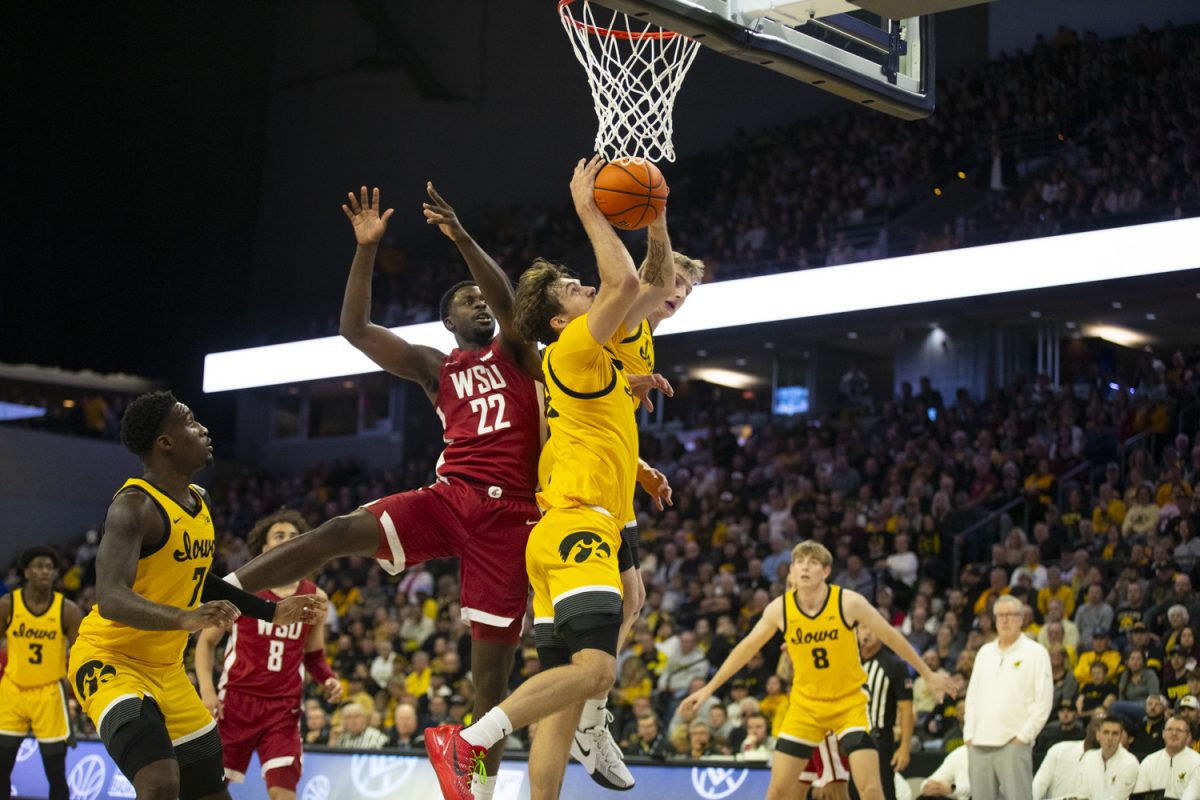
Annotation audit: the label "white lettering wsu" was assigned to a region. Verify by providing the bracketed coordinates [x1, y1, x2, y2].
[449, 364, 508, 399]
[257, 619, 304, 640]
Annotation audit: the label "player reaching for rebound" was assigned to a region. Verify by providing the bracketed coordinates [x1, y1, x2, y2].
[570, 249, 704, 790]
[424, 155, 675, 800]
[681, 541, 957, 800]
[224, 185, 545, 800]
[67, 393, 325, 800]
[194, 510, 341, 800]
[0, 547, 83, 800]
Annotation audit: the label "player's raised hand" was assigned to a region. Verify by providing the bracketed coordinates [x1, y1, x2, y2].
[679, 688, 710, 718]
[324, 676, 343, 704]
[274, 593, 327, 627]
[342, 186, 395, 246]
[180, 600, 239, 632]
[637, 462, 673, 512]
[926, 671, 958, 703]
[627, 372, 674, 414]
[423, 182, 467, 242]
[570, 155, 605, 215]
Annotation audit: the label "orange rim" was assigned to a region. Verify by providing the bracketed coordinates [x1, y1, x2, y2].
[558, 0, 683, 41]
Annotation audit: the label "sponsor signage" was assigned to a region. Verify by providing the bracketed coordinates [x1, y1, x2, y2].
[12, 740, 772, 799]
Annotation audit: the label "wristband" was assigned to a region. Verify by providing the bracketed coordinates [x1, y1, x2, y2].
[200, 574, 276, 621]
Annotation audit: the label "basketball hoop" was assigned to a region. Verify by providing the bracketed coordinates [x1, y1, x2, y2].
[558, 0, 700, 163]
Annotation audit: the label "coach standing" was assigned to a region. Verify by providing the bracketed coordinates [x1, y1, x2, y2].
[964, 595, 1054, 800]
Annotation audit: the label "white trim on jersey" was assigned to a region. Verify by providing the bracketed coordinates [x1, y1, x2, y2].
[172, 718, 216, 746]
[376, 510, 407, 575]
[261, 756, 295, 775]
[218, 622, 238, 694]
[461, 607, 515, 628]
[95, 693, 141, 735]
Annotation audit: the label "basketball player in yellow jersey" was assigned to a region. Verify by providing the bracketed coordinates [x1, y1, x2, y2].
[68, 391, 324, 800]
[425, 156, 675, 800]
[0, 547, 83, 800]
[683, 541, 958, 800]
[568, 251, 703, 790]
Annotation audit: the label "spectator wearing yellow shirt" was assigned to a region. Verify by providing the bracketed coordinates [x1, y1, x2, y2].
[1038, 567, 1076, 618]
[1156, 465, 1192, 507]
[1024, 457, 1057, 509]
[974, 567, 1012, 617]
[1092, 483, 1126, 536]
[404, 651, 432, 697]
[330, 575, 364, 617]
[1123, 485, 1160, 538]
[758, 674, 790, 737]
[1074, 629, 1123, 685]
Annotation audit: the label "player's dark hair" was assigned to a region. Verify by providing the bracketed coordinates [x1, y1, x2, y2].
[439, 281, 478, 322]
[246, 508, 311, 558]
[120, 390, 178, 455]
[20, 545, 58, 572]
[514, 259, 571, 344]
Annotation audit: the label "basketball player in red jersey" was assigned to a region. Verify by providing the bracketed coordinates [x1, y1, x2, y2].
[226, 185, 544, 800]
[194, 510, 340, 800]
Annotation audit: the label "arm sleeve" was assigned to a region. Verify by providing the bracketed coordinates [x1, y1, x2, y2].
[201, 573, 275, 621]
[304, 648, 336, 683]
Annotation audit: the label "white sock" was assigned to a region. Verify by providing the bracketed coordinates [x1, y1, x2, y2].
[471, 774, 498, 800]
[578, 697, 608, 730]
[461, 707, 512, 750]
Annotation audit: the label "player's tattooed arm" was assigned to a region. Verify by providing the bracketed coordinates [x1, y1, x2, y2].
[623, 211, 675, 328]
[95, 492, 239, 632]
[340, 186, 444, 402]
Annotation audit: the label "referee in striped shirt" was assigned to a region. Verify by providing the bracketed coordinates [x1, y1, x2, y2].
[855, 624, 915, 800]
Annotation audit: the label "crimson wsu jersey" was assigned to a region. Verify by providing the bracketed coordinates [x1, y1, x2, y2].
[218, 580, 318, 699]
[435, 338, 541, 495]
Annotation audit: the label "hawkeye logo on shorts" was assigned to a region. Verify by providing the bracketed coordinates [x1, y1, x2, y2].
[173, 530, 215, 563]
[558, 531, 612, 563]
[75, 660, 117, 700]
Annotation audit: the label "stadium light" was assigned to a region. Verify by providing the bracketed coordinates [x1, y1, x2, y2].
[204, 217, 1200, 392]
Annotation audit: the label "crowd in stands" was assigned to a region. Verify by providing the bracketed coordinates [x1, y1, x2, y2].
[5, 341, 1200, 774]
[259, 21, 1200, 342]
[0, 387, 134, 439]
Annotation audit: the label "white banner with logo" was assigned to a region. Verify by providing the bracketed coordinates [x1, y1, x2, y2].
[9, 740, 770, 800]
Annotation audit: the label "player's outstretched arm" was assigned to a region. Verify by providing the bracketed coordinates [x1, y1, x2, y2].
[845, 591, 957, 702]
[680, 597, 784, 715]
[303, 588, 342, 704]
[637, 458, 673, 512]
[424, 182, 542, 377]
[622, 212, 676, 328]
[194, 627, 224, 719]
[95, 492, 239, 632]
[339, 186, 444, 400]
[570, 156, 640, 344]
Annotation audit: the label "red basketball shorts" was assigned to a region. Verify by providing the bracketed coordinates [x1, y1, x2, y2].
[365, 479, 538, 635]
[219, 688, 303, 791]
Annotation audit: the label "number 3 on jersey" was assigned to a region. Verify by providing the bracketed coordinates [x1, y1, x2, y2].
[470, 393, 510, 435]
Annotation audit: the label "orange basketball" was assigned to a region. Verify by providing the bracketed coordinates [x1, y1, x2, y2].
[593, 158, 669, 231]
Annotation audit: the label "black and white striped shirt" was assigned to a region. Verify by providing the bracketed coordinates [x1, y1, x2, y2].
[862, 647, 913, 734]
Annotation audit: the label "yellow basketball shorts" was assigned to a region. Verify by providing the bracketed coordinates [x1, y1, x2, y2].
[0, 676, 70, 742]
[778, 689, 871, 749]
[526, 506, 624, 652]
[69, 639, 214, 746]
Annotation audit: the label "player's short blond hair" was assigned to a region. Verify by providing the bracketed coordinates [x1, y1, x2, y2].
[791, 540, 833, 567]
[673, 252, 705, 285]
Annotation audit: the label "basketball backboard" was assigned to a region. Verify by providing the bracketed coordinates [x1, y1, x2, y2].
[595, 0, 991, 119]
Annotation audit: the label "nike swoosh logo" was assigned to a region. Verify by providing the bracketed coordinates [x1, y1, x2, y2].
[574, 732, 597, 770]
[525, 519, 541, 526]
[173, 516, 183, 523]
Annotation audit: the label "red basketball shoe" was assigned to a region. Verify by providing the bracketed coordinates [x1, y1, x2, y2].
[425, 724, 488, 800]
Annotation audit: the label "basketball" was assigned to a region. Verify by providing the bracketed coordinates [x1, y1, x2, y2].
[593, 158, 669, 231]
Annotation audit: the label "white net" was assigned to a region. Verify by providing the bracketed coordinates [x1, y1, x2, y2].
[558, 0, 700, 163]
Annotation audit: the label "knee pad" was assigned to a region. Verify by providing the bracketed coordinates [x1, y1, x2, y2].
[839, 730, 878, 755]
[105, 698, 175, 783]
[177, 748, 227, 800]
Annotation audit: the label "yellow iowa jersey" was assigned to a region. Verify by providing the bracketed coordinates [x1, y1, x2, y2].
[783, 585, 868, 703]
[77, 478, 215, 667]
[537, 314, 639, 521]
[611, 319, 655, 392]
[4, 590, 68, 687]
